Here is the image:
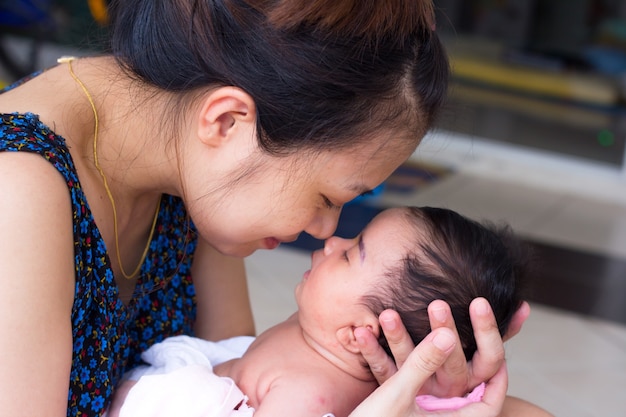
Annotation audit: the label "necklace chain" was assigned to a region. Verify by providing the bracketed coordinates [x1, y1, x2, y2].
[60, 56, 160, 280]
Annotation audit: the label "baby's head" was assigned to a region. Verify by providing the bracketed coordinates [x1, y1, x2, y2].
[361, 207, 529, 360]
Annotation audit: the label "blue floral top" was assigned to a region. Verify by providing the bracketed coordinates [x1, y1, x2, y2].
[0, 111, 199, 416]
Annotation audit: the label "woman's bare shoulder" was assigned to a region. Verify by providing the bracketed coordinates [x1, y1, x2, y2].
[0, 151, 76, 416]
[0, 150, 72, 213]
[0, 151, 75, 279]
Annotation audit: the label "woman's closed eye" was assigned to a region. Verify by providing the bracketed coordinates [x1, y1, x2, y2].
[358, 190, 374, 199]
[322, 195, 341, 211]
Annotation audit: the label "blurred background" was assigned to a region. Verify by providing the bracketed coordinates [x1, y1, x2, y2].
[1, 1, 625, 415]
[0, 0, 107, 82]
[435, 0, 626, 168]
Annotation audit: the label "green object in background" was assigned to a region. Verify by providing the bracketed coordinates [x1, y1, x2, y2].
[597, 129, 615, 147]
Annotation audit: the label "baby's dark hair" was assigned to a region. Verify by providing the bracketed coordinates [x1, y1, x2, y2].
[107, 0, 449, 154]
[362, 207, 529, 361]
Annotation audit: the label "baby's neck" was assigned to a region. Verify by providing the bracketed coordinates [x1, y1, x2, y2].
[294, 314, 376, 383]
[215, 314, 378, 410]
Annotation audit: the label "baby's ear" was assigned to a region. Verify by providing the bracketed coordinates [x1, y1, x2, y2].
[337, 315, 380, 354]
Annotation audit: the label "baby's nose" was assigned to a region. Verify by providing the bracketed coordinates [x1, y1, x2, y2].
[323, 236, 342, 256]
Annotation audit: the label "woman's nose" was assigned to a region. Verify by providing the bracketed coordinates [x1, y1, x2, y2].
[305, 209, 341, 241]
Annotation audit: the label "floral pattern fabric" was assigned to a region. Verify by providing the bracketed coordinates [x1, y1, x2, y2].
[0, 112, 199, 416]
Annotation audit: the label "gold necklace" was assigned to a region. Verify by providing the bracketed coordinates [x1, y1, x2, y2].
[59, 56, 160, 280]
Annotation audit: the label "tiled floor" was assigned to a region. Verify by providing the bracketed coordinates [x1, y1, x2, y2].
[245, 131, 626, 416]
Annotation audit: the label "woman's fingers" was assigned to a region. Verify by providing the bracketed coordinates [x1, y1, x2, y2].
[356, 309, 417, 384]
[379, 309, 416, 371]
[478, 361, 508, 410]
[398, 328, 457, 388]
[468, 299, 530, 389]
[467, 298, 506, 386]
[436, 361, 508, 417]
[349, 328, 457, 417]
[355, 326, 398, 384]
[354, 302, 513, 417]
[360, 299, 522, 400]
[423, 300, 470, 397]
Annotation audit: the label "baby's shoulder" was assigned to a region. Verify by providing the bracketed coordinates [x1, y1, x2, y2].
[262, 369, 369, 417]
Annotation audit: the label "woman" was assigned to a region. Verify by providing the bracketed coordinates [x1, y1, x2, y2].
[0, 0, 542, 416]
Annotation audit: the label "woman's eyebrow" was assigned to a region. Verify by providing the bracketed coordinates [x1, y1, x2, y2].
[347, 182, 373, 196]
[359, 233, 365, 265]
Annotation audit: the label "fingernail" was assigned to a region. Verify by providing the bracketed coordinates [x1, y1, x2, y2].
[432, 307, 447, 323]
[432, 331, 455, 352]
[476, 299, 491, 316]
[381, 317, 397, 331]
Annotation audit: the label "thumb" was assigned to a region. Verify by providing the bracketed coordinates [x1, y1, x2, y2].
[396, 328, 457, 394]
[348, 328, 457, 417]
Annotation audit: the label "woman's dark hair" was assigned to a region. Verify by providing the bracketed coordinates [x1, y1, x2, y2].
[363, 207, 529, 361]
[107, 0, 449, 154]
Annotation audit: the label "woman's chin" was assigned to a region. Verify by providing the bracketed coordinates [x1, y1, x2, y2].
[211, 238, 280, 258]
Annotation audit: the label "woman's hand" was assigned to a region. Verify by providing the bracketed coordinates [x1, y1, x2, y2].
[349, 327, 509, 417]
[357, 298, 530, 397]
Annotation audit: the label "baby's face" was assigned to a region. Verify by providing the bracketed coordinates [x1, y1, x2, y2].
[295, 208, 414, 332]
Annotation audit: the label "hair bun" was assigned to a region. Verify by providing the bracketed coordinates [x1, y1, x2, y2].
[252, 0, 435, 42]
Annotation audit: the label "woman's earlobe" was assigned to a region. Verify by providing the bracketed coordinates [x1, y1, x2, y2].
[197, 87, 256, 147]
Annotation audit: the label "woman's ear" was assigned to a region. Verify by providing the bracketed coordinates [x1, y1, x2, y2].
[197, 86, 256, 147]
[337, 314, 381, 355]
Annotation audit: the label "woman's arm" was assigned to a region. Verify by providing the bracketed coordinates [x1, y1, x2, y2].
[191, 238, 256, 340]
[0, 153, 75, 416]
[500, 396, 554, 417]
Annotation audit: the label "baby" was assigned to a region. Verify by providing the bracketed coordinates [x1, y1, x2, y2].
[109, 206, 528, 417]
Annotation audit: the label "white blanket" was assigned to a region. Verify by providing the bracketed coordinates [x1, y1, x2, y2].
[119, 335, 256, 417]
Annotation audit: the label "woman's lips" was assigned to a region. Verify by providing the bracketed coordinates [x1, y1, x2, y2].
[264, 237, 280, 250]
